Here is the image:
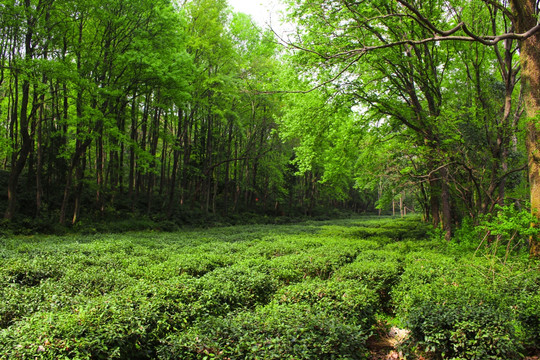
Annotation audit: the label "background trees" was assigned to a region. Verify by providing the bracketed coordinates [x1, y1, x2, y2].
[0, 0, 372, 228]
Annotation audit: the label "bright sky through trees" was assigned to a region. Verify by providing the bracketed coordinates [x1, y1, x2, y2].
[228, 0, 288, 34]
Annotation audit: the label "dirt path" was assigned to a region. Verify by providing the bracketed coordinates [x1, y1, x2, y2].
[367, 326, 410, 360]
[367, 327, 540, 360]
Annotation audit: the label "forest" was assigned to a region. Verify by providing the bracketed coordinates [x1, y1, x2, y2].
[1, 0, 540, 359]
[0, 0, 539, 246]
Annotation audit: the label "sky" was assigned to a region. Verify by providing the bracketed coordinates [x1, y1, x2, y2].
[227, 0, 289, 34]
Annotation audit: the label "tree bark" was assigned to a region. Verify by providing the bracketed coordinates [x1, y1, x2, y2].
[429, 174, 441, 228]
[510, 0, 540, 257]
[440, 167, 452, 241]
[4, 0, 34, 220]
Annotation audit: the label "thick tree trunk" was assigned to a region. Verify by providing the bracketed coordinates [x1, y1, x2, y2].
[511, 0, 540, 257]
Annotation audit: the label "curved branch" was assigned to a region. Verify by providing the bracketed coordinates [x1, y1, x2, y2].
[252, 53, 365, 95]
[481, 0, 515, 20]
[317, 23, 540, 60]
[397, 0, 465, 36]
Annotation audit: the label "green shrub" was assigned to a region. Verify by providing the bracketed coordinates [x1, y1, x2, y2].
[0, 281, 195, 360]
[349, 217, 429, 241]
[175, 252, 233, 277]
[273, 278, 377, 329]
[477, 204, 538, 258]
[517, 292, 540, 349]
[333, 250, 402, 309]
[0, 216, 536, 359]
[394, 253, 530, 359]
[405, 300, 520, 359]
[157, 303, 371, 360]
[195, 264, 279, 315]
[0, 281, 65, 328]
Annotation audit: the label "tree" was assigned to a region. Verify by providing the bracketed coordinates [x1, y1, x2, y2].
[282, 0, 540, 255]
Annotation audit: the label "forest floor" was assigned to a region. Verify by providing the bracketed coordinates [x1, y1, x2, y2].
[367, 323, 409, 360]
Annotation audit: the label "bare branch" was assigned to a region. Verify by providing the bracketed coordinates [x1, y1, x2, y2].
[497, 163, 528, 182]
[300, 23, 540, 61]
[481, 0, 515, 20]
[397, 0, 465, 36]
[396, 0, 539, 45]
[271, 1, 540, 94]
[252, 53, 365, 95]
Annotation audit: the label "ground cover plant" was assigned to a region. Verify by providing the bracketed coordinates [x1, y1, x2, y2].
[0, 216, 538, 359]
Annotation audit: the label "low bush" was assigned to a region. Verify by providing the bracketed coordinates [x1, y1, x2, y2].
[1, 216, 536, 359]
[333, 250, 402, 309]
[195, 264, 279, 315]
[394, 253, 538, 359]
[273, 278, 377, 329]
[0, 279, 199, 359]
[517, 292, 540, 349]
[404, 299, 520, 359]
[157, 303, 371, 360]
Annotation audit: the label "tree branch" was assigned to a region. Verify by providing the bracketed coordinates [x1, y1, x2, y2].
[397, 0, 466, 36]
[252, 52, 365, 95]
[481, 0, 515, 20]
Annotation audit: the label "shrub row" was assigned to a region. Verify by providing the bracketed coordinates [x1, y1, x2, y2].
[393, 252, 540, 359]
[1, 217, 538, 359]
[1, 220, 398, 359]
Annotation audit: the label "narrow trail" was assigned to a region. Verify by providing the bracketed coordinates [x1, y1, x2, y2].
[367, 328, 540, 360]
[367, 326, 410, 360]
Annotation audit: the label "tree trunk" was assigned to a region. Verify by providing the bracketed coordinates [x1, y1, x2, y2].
[429, 174, 441, 228]
[4, 0, 34, 220]
[129, 93, 138, 206]
[440, 167, 452, 241]
[511, 0, 540, 257]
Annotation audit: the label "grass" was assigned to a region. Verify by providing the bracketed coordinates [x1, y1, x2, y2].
[0, 215, 538, 359]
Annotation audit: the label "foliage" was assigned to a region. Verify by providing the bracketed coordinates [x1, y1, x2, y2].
[405, 300, 520, 359]
[157, 303, 371, 360]
[0, 217, 538, 359]
[393, 250, 540, 359]
[476, 204, 539, 259]
[280, 0, 530, 241]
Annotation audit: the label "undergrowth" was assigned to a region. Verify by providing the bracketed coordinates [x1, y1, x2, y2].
[0, 215, 538, 359]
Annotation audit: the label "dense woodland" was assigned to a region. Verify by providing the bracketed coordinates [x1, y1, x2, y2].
[1, 1, 540, 359]
[1, 0, 540, 252]
[0, 0, 380, 231]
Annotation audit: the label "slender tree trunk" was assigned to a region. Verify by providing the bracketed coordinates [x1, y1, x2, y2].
[72, 156, 86, 224]
[180, 110, 192, 206]
[167, 109, 183, 216]
[59, 167, 73, 225]
[4, 0, 34, 220]
[159, 113, 169, 197]
[429, 174, 441, 228]
[96, 124, 104, 213]
[129, 93, 137, 205]
[5, 84, 32, 220]
[36, 94, 44, 217]
[35, 8, 51, 217]
[440, 167, 452, 240]
[223, 119, 233, 214]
